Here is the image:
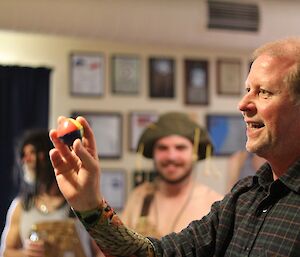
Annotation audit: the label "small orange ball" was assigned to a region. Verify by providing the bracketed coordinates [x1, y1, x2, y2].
[57, 118, 84, 146]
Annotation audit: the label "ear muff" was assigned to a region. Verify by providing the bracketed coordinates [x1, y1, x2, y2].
[135, 143, 145, 172]
[192, 153, 198, 162]
[192, 128, 201, 162]
[205, 144, 212, 159]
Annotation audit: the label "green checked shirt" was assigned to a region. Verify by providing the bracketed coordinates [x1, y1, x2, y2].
[77, 160, 300, 257]
[150, 160, 300, 256]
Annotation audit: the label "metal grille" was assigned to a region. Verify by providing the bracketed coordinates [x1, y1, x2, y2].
[208, 1, 259, 32]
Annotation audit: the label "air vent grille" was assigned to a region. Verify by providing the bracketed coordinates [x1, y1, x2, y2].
[208, 1, 259, 32]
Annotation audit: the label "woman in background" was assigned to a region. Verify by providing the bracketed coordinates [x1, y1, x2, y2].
[0, 129, 102, 257]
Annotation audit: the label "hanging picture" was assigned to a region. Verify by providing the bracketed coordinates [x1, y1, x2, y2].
[111, 54, 141, 94]
[217, 58, 242, 95]
[70, 52, 105, 96]
[100, 168, 127, 211]
[129, 111, 159, 151]
[184, 59, 209, 105]
[72, 112, 122, 159]
[206, 114, 246, 156]
[149, 57, 175, 98]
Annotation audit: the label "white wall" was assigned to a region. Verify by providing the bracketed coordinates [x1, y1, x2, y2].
[1, 0, 300, 51]
[0, 30, 252, 195]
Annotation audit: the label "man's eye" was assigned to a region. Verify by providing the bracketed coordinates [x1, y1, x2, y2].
[259, 89, 271, 97]
[156, 145, 167, 151]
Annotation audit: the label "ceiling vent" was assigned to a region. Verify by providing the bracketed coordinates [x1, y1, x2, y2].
[207, 1, 259, 32]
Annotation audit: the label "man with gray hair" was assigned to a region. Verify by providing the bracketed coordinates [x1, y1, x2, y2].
[50, 37, 300, 256]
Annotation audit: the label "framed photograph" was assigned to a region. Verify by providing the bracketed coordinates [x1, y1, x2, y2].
[72, 112, 122, 159]
[206, 114, 246, 156]
[149, 57, 175, 98]
[184, 59, 209, 105]
[70, 52, 105, 96]
[100, 168, 127, 211]
[111, 54, 141, 94]
[129, 111, 159, 151]
[217, 59, 242, 95]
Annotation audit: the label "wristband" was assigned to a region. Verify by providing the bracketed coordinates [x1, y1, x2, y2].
[72, 206, 102, 228]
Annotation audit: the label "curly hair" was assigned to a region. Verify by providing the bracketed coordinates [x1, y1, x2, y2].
[16, 129, 62, 210]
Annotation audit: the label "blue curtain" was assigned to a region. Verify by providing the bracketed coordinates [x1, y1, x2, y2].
[0, 65, 51, 234]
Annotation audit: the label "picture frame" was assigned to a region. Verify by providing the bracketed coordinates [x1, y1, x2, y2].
[111, 54, 141, 94]
[100, 168, 127, 211]
[149, 57, 175, 98]
[129, 111, 159, 151]
[217, 58, 242, 95]
[70, 52, 105, 96]
[72, 112, 122, 159]
[184, 59, 209, 105]
[206, 114, 246, 156]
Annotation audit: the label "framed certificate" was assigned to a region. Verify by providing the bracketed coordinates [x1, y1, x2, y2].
[70, 52, 105, 96]
[129, 111, 158, 151]
[111, 54, 141, 94]
[217, 58, 242, 95]
[100, 168, 127, 211]
[72, 112, 122, 159]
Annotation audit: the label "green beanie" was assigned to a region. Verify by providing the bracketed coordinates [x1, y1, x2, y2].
[137, 112, 213, 160]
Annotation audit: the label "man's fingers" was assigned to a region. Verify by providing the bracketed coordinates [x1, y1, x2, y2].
[73, 139, 99, 174]
[50, 129, 81, 168]
[49, 149, 69, 175]
[77, 116, 98, 158]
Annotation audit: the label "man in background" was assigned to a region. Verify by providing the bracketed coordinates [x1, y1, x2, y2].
[122, 112, 223, 238]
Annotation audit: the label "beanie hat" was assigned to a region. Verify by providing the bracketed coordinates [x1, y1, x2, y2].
[137, 112, 213, 160]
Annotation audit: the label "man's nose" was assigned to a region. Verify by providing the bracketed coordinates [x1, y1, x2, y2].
[238, 93, 255, 113]
[166, 149, 178, 160]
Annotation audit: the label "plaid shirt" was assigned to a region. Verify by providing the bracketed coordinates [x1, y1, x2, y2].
[150, 160, 300, 257]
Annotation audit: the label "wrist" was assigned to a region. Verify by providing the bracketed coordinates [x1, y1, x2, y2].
[73, 205, 102, 228]
[71, 195, 103, 212]
[72, 198, 106, 228]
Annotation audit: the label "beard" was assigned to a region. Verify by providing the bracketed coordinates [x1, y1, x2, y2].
[155, 160, 194, 185]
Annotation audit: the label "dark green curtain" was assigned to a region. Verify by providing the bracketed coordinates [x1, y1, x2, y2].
[0, 65, 51, 234]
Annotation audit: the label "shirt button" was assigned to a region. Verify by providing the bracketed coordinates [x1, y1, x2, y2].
[244, 246, 250, 251]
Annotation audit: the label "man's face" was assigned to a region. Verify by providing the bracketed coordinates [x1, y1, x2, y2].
[153, 135, 194, 184]
[238, 54, 300, 160]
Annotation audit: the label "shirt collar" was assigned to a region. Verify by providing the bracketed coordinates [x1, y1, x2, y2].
[279, 160, 300, 194]
[252, 159, 300, 194]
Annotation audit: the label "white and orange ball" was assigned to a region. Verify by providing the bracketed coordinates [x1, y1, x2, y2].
[57, 118, 84, 146]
